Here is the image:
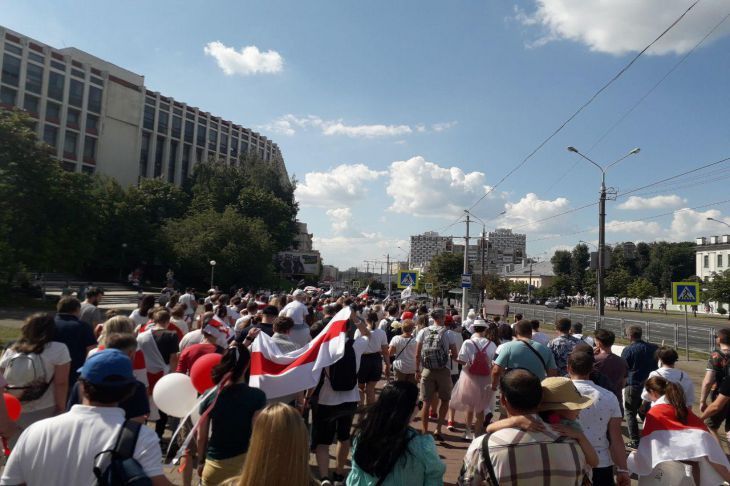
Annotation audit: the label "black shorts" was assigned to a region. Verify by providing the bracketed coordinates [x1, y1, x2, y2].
[311, 402, 358, 447]
[706, 391, 730, 431]
[357, 353, 383, 384]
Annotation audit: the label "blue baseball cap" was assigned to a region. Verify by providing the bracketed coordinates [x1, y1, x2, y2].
[78, 349, 135, 386]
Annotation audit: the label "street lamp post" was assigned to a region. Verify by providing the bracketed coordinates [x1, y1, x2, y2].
[707, 217, 730, 229]
[210, 260, 217, 289]
[567, 146, 640, 316]
[118, 243, 127, 281]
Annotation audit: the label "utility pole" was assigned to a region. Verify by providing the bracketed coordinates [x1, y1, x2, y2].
[386, 254, 391, 294]
[598, 175, 606, 317]
[462, 210, 470, 314]
[480, 224, 486, 309]
[528, 261, 533, 304]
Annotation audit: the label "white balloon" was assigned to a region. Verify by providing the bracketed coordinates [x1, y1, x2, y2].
[152, 373, 198, 418]
[190, 404, 201, 425]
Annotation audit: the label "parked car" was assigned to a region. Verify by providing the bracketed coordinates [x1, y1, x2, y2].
[545, 299, 565, 309]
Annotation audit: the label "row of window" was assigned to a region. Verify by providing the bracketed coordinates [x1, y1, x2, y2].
[703, 254, 725, 268]
[42, 124, 97, 162]
[1, 53, 103, 113]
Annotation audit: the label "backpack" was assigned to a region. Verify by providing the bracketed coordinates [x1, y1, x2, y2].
[468, 340, 491, 376]
[327, 339, 358, 391]
[93, 420, 152, 486]
[3, 352, 51, 402]
[384, 318, 401, 342]
[421, 327, 449, 370]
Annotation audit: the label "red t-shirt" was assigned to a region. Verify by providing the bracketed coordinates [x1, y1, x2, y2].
[176, 343, 222, 374]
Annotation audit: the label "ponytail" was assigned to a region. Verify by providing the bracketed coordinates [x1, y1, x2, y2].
[211, 342, 250, 386]
[665, 381, 688, 424]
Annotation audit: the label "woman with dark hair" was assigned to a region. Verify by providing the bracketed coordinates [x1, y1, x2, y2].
[348, 381, 445, 485]
[356, 311, 390, 406]
[0, 313, 70, 430]
[197, 342, 267, 486]
[129, 294, 157, 328]
[629, 376, 730, 484]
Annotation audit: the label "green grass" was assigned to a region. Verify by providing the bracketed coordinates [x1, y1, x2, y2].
[0, 326, 20, 347]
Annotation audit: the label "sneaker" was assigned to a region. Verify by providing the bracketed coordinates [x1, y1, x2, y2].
[321, 479, 333, 486]
[462, 429, 474, 440]
[447, 420, 458, 431]
[429, 411, 437, 419]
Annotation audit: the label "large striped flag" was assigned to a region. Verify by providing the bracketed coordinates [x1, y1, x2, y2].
[249, 306, 351, 399]
[628, 403, 730, 483]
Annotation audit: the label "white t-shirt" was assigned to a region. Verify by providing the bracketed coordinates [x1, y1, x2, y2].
[573, 379, 622, 468]
[531, 331, 550, 347]
[128, 309, 150, 328]
[0, 405, 163, 485]
[573, 334, 595, 347]
[318, 337, 369, 406]
[0, 342, 71, 412]
[458, 336, 497, 368]
[280, 300, 308, 325]
[415, 326, 460, 373]
[179, 329, 206, 351]
[355, 328, 388, 354]
[178, 293, 196, 316]
[389, 334, 417, 374]
[171, 317, 189, 335]
[378, 317, 399, 331]
[641, 367, 695, 406]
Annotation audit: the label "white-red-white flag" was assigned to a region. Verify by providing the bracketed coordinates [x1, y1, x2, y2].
[248, 306, 351, 399]
[357, 285, 370, 299]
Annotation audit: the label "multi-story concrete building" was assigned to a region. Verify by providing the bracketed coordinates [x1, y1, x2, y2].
[410, 231, 453, 269]
[695, 235, 730, 280]
[0, 25, 286, 186]
[487, 228, 526, 267]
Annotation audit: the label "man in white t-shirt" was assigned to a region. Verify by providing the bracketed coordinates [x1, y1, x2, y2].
[571, 322, 595, 347]
[415, 308, 459, 439]
[279, 289, 311, 347]
[178, 288, 197, 318]
[312, 315, 371, 485]
[1, 349, 170, 486]
[568, 350, 630, 486]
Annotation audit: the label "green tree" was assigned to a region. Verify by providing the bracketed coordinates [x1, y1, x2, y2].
[237, 187, 297, 251]
[583, 270, 597, 297]
[551, 250, 572, 276]
[482, 273, 510, 300]
[570, 244, 590, 293]
[162, 207, 274, 288]
[627, 277, 658, 301]
[549, 274, 572, 297]
[706, 270, 730, 319]
[509, 280, 528, 295]
[605, 268, 633, 298]
[428, 253, 463, 289]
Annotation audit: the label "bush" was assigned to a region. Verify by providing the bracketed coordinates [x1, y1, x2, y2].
[718, 307, 727, 315]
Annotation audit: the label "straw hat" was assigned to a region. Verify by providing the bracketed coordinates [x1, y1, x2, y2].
[539, 377, 595, 411]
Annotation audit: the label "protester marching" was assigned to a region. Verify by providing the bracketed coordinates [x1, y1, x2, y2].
[1, 286, 730, 486]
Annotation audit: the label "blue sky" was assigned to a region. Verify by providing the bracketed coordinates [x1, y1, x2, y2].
[4, 0, 730, 269]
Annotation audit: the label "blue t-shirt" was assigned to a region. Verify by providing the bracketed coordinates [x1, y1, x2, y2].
[494, 339, 556, 380]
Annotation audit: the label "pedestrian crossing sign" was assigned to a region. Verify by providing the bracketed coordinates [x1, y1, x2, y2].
[672, 281, 700, 306]
[398, 271, 419, 289]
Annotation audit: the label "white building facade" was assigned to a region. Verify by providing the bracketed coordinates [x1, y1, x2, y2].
[695, 235, 730, 280]
[0, 26, 286, 186]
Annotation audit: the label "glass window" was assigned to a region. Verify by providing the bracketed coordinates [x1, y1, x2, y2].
[220, 133, 228, 152]
[45, 101, 61, 122]
[241, 141, 248, 154]
[81, 165, 94, 175]
[182, 144, 191, 180]
[47, 71, 64, 101]
[171, 116, 182, 138]
[154, 136, 164, 178]
[4, 44, 22, 55]
[1, 54, 20, 86]
[90, 76, 103, 86]
[173, 107, 182, 116]
[719, 254, 724, 268]
[139, 132, 150, 178]
[50, 60, 65, 71]
[160, 103, 170, 112]
[43, 125, 58, 147]
[157, 111, 168, 133]
[0, 86, 16, 106]
[69, 79, 84, 108]
[28, 52, 44, 64]
[25, 63, 43, 94]
[705, 255, 710, 268]
[208, 129, 217, 150]
[67, 108, 81, 128]
[196, 147, 204, 164]
[71, 68, 85, 79]
[231, 138, 239, 157]
[23, 94, 39, 114]
[61, 161, 76, 172]
[196, 125, 206, 147]
[86, 113, 99, 133]
[143, 105, 155, 130]
[87, 85, 102, 113]
[64, 130, 78, 156]
[83, 136, 97, 161]
[184, 120, 194, 143]
[168, 140, 178, 183]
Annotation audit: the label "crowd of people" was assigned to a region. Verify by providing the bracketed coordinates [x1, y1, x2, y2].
[1, 286, 730, 485]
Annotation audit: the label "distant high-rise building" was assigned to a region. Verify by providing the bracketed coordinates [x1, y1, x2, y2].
[487, 228, 526, 269]
[409, 231, 453, 269]
[0, 25, 286, 186]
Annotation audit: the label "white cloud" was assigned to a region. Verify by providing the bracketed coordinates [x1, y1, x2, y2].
[295, 163, 386, 208]
[322, 122, 412, 138]
[325, 207, 352, 234]
[315, 233, 408, 270]
[617, 194, 687, 210]
[258, 114, 457, 138]
[668, 208, 730, 241]
[605, 220, 663, 237]
[386, 156, 496, 218]
[516, 0, 730, 55]
[500, 193, 570, 231]
[203, 41, 283, 76]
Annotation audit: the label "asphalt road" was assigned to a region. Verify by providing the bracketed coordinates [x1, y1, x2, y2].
[508, 303, 724, 354]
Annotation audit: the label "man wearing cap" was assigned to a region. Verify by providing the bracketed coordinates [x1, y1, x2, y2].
[1, 349, 171, 486]
[279, 290, 311, 348]
[415, 308, 459, 439]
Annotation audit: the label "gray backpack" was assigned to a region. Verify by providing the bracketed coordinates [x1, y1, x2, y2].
[4, 352, 51, 402]
[421, 327, 449, 369]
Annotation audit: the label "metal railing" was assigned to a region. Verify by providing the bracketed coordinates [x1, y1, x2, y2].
[509, 305, 717, 354]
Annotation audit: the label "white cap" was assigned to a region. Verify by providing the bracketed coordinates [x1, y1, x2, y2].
[293, 289, 306, 297]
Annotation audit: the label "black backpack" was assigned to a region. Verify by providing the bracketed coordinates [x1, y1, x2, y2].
[384, 317, 401, 342]
[93, 420, 152, 486]
[327, 339, 358, 391]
